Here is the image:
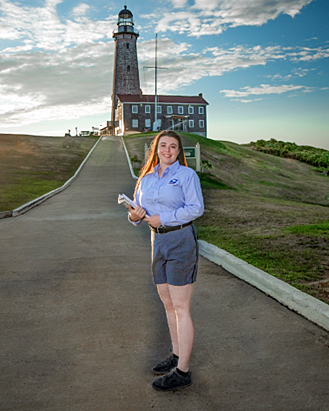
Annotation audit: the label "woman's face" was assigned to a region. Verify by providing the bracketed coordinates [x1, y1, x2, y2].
[157, 136, 180, 167]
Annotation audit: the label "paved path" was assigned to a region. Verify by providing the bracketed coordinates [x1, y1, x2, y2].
[1, 137, 329, 411]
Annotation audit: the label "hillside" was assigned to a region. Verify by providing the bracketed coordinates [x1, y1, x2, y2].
[124, 132, 329, 304]
[0, 133, 97, 212]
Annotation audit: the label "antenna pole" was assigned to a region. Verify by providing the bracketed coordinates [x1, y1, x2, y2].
[143, 35, 168, 131]
[155, 33, 158, 128]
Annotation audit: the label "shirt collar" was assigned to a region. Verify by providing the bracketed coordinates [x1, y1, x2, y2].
[154, 160, 180, 177]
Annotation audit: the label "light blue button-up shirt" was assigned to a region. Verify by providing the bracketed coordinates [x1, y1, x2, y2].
[134, 161, 204, 226]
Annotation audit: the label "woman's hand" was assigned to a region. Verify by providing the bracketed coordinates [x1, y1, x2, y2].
[144, 215, 162, 228]
[128, 205, 146, 222]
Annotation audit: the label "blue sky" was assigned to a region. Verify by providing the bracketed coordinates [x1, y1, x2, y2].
[0, 0, 328, 149]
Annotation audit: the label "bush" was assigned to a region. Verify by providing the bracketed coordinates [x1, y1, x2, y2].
[250, 139, 329, 171]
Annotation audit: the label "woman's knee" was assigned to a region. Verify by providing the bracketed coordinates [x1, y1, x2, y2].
[169, 284, 193, 313]
[157, 284, 175, 310]
[172, 299, 190, 314]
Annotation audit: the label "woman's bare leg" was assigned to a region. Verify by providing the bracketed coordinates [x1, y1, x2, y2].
[157, 283, 179, 356]
[168, 283, 194, 372]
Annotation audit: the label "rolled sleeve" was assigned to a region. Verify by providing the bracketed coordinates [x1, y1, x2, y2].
[128, 188, 142, 226]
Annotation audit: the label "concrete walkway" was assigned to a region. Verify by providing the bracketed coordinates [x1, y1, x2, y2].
[1, 137, 328, 411]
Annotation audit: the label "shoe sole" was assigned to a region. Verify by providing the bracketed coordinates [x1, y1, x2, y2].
[151, 380, 192, 391]
[151, 367, 175, 375]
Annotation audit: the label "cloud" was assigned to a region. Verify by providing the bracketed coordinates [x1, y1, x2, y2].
[72, 3, 90, 17]
[0, 0, 115, 51]
[0, 0, 326, 129]
[0, 39, 115, 126]
[169, 0, 189, 8]
[220, 84, 314, 100]
[154, 0, 314, 36]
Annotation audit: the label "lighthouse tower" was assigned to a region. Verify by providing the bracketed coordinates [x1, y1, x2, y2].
[111, 6, 140, 123]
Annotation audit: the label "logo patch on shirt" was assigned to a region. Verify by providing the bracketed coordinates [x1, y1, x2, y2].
[168, 178, 179, 185]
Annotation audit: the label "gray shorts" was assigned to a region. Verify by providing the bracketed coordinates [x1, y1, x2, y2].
[151, 224, 199, 286]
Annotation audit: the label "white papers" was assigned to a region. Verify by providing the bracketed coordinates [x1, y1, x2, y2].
[118, 193, 150, 217]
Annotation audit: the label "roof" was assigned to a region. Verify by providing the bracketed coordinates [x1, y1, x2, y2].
[117, 94, 209, 105]
[119, 5, 133, 17]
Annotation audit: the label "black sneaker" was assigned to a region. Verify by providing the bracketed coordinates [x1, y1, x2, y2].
[152, 354, 178, 375]
[152, 369, 192, 391]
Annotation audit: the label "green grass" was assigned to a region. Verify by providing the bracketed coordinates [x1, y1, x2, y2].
[197, 173, 234, 190]
[0, 175, 63, 210]
[285, 222, 329, 237]
[195, 224, 324, 284]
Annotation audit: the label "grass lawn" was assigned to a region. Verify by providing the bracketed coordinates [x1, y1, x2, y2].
[124, 132, 329, 304]
[0, 134, 98, 212]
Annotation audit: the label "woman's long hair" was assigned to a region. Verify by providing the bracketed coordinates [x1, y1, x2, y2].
[134, 130, 187, 196]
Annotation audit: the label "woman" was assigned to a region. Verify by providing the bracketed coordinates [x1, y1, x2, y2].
[128, 130, 204, 391]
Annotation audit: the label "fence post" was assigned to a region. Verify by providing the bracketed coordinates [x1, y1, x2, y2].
[196, 143, 201, 172]
[144, 143, 149, 161]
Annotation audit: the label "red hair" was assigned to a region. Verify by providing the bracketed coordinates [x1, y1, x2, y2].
[134, 130, 187, 196]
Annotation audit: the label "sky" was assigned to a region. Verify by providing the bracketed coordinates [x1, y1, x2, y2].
[0, 0, 328, 149]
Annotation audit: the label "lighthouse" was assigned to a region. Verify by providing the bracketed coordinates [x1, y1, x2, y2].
[111, 6, 140, 124]
[107, 6, 208, 137]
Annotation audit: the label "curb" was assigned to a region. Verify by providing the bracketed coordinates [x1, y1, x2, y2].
[121, 136, 138, 180]
[198, 240, 329, 332]
[0, 211, 12, 219]
[10, 136, 103, 217]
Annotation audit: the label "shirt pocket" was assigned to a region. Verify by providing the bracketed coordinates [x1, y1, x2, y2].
[141, 188, 156, 203]
[159, 183, 184, 208]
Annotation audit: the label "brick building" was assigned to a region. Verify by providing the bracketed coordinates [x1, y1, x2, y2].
[110, 6, 209, 137]
[116, 93, 208, 136]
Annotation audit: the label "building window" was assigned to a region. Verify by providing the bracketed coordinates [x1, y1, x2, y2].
[199, 120, 204, 128]
[188, 106, 194, 114]
[126, 43, 130, 49]
[132, 105, 138, 113]
[178, 106, 184, 114]
[127, 65, 130, 72]
[157, 105, 162, 114]
[145, 105, 150, 113]
[189, 120, 194, 128]
[167, 106, 173, 114]
[198, 106, 204, 114]
[132, 119, 138, 128]
[145, 119, 151, 128]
